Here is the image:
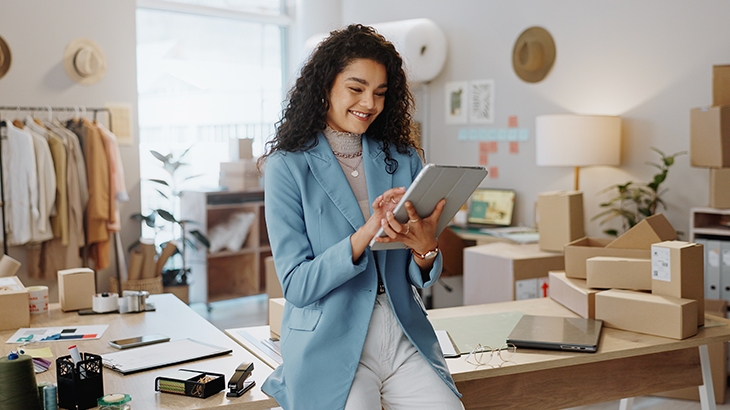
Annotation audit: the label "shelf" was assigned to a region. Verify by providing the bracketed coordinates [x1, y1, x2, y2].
[181, 190, 269, 305]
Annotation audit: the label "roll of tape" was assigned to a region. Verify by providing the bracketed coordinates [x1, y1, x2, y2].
[27, 285, 49, 314]
[92, 293, 119, 313]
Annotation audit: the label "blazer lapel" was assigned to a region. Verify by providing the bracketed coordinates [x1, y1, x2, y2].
[305, 133, 365, 230]
[362, 137, 394, 275]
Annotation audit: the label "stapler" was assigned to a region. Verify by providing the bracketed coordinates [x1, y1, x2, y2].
[227, 361, 255, 397]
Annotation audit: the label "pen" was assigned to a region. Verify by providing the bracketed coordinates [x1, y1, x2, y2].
[68, 344, 86, 379]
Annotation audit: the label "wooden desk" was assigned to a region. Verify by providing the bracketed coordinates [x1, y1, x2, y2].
[228, 297, 730, 410]
[0, 294, 278, 410]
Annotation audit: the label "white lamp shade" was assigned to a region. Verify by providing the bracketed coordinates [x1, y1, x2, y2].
[535, 114, 621, 167]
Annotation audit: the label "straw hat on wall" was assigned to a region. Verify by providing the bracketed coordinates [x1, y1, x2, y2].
[63, 38, 107, 85]
[512, 27, 556, 83]
[0, 36, 12, 80]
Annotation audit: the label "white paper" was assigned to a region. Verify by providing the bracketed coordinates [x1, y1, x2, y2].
[6, 324, 108, 343]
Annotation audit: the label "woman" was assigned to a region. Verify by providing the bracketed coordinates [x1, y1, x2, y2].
[259, 24, 463, 410]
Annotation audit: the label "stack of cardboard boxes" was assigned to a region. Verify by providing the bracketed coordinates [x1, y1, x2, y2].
[219, 138, 260, 191]
[690, 65, 730, 207]
[549, 213, 726, 402]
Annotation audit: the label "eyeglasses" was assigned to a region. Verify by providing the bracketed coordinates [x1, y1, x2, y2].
[465, 343, 517, 367]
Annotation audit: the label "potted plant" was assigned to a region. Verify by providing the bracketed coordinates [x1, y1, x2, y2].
[130, 146, 210, 290]
[592, 147, 686, 237]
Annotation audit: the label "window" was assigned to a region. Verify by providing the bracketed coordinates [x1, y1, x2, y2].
[136, 1, 287, 238]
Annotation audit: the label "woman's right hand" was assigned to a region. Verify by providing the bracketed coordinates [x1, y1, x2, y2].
[350, 187, 406, 261]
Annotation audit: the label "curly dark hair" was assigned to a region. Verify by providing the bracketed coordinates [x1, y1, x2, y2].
[259, 23, 417, 174]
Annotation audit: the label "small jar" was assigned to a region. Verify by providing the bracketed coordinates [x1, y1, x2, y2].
[97, 393, 132, 410]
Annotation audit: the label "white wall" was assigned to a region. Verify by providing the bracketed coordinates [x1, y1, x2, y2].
[339, 0, 730, 239]
[0, 0, 140, 300]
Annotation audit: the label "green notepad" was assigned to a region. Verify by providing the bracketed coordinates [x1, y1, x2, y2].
[429, 311, 524, 355]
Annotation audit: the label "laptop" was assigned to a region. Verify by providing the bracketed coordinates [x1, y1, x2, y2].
[463, 188, 516, 230]
[506, 315, 603, 353]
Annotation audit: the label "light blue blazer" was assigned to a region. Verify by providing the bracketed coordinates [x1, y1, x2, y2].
[260, 133, 460, 409]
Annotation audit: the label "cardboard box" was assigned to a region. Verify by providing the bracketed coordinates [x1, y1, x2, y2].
[537, 191, 585, 252]
[709, 168, 730, 208]
[220, 159, 258, 176]
[548, 271, 600, 318]
[651, 241, 705, 325]
[0, 255, 21, 277]
[690, 105, 730, 168]
[228, 138, 254, 160]
[714, 65, 730, 106]
[564, 237, 650, 279]
[605, 213, 677, 250]
[265, 256, 283, 299]
[0, 276, 30, 331]
[463, 243, 563, 305]
[595, 289, 698, 339]
[585, 256, 651, 290]
[269, 297, 285, 340]
[58, 268, 96, 312]
[219, 175, 260, 192]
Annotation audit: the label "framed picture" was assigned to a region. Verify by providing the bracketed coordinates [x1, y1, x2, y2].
[469, 79, 495, 124]
[445, 81, 468, 124]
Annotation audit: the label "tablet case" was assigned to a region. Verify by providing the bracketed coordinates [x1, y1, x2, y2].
[370, 164, 488, 250]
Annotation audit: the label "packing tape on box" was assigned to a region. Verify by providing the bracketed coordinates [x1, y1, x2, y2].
[92, 293, 119, 313]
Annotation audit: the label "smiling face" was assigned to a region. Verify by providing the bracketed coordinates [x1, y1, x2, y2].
[326, 58, 388, 135]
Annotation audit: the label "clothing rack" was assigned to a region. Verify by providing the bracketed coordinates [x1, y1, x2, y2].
[0, 106, 115, 286]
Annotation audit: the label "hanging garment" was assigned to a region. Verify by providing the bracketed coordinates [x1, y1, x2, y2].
[2, 122, 39, 246]
[97, 122, 128, 232]
[24, 121, 56, 243]
[81, 119, 111, 270]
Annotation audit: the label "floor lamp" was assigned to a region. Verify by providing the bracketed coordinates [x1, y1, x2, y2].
[535, 114, 621, 191]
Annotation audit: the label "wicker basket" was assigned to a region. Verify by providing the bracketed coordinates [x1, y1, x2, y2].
[109, 276, 164, 294]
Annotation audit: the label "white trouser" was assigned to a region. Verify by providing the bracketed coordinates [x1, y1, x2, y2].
[344, 293, 464, 410]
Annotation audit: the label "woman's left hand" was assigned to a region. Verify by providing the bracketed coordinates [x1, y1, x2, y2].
[373, 198, 445, 256]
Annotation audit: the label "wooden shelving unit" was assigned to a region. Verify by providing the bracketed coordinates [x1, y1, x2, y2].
[181, 189, 270, 306]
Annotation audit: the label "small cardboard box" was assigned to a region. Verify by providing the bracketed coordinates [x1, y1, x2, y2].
[463, 243, 563, 305]
[548, 271, 600, 318]
[595, 289, 698, 340]
[269, 297, 285, 340]
[585, 256, 651, 290]
[713, 65, 730, 106]
[537, 191, 585, 252]
[564, 237, 650, 279]
[605, 213, 677, 250]
[228, 138, 254, 160]
[0, 255, 21, 277]
[690, 105, 730, 168]
[58, 268, 96, 312]
[265, 256, 283, 299]
[0, 276, 30, 331]
[218, 175, 260, 192]
[654, 298, 726, 403]
[651, 241, 705, 326]
[709, 168, 730, 209]
[220, 159, 259, 176]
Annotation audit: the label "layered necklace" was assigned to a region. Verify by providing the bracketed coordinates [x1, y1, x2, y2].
[333, 150, 363, 177]
[325, 125, 363, 178]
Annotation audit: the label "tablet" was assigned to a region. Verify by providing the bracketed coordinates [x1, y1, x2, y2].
[369, 164, 488, 250]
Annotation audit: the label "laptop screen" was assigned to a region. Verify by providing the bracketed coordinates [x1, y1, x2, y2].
[467, 189, 515, 227]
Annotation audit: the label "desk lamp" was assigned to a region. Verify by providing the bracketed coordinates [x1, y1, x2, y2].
[535, 114, 621, 191]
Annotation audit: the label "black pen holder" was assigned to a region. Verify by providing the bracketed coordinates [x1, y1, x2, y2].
[56, 353, 104, 410]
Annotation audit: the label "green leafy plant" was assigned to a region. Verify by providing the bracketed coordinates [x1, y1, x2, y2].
[130, 147, 210, 285]
[592, 147, 686, 237]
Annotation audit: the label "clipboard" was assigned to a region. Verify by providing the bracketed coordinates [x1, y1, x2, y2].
[101, 339, 232, 375]
[370, 164, 488, 250]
